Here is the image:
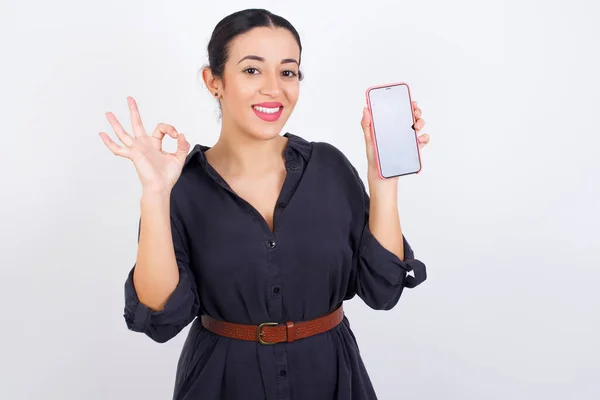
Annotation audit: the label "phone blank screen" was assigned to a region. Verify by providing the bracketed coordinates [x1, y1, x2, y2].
[368, 84, 420, 178]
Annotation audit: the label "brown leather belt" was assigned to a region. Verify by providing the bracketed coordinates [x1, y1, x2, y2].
[201, 305, 344, 345]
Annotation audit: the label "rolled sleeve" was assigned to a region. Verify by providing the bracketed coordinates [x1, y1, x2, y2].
[343, 158, 427, 310]
[356, 223, 427, 310]
[123, 200, 201, 343]
[123, 261, 200, 343]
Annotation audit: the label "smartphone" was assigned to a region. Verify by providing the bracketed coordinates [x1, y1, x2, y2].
[366, 82, 422, 179]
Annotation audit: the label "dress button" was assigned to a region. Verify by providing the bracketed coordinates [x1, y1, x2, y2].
[272, 286, 280, 294]
[279, 369, 287, 377]
[277, 202, 286, 209]
[267, 240, 276, 249]
[289, 165, 299, 171]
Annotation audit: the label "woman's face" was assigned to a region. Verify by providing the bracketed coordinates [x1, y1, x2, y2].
[215, 27, 301, 140]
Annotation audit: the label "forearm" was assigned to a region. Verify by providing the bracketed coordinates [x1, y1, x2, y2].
[133, 191, 180, 311]
[367, 175, 405, 261]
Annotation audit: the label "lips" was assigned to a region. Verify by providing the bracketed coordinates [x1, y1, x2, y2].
[252, 102, 284, 122]
[254, 102, 283, 108]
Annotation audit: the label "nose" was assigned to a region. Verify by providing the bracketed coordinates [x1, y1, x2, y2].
[259, 72, 281, 97]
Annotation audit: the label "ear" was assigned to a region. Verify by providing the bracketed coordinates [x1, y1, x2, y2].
[201, 66, 221, 95]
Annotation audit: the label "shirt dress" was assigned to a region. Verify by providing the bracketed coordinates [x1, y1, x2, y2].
[123, 132, 427, 400]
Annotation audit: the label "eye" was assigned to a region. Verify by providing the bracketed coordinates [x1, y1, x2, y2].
[243, 67, 259, 75]
[282, 70, 298, 78]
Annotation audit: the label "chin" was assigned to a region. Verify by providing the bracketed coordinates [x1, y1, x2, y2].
[243, 108, 292, 140]
[248, 125, 286, 140]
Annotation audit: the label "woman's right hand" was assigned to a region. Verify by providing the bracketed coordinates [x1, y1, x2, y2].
[99, 96, 191, 194]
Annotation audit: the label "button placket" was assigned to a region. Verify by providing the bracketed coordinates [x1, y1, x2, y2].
[269, 141, 301, 399]
[265, 237, 281, 318]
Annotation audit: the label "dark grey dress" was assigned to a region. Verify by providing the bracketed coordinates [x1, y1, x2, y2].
[123, 133, 427, 399]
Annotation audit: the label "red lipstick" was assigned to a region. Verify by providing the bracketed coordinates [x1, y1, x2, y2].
[252, 102, 283, 122]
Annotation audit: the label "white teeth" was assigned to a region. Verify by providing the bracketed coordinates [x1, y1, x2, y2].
[253, 105, 281, 114]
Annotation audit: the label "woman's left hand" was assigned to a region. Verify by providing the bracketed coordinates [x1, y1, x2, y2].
[361, 100, 430, 181]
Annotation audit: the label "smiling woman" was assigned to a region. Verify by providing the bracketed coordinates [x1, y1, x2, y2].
[101, 7, 428, 400]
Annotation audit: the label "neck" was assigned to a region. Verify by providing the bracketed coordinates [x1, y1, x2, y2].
[208, 124, 288, 177]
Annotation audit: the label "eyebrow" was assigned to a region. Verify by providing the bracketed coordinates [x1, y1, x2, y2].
[237, 55, 299, 65]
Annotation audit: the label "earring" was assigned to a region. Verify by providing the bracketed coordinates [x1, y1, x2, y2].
[214, 92, 218, 97]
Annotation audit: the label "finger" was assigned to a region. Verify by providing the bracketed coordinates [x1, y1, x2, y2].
[413, 118, 425, 132]
[172, 133, 191, 164]
[414, 107, 422, 119]
[418, 133, 430, 148]
[99, 132, 130, 158]
[152, 123, 179, 141]
[105, 112, 134, 147]
[361, 107, 372, 143]
[412, 100, 418, 110]
[127, 96, 147, 137]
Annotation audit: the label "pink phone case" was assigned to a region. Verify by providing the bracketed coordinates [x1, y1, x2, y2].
[365, 82, 422, 179]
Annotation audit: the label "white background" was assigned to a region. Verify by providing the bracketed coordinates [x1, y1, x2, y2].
[1, 0, 599, 399]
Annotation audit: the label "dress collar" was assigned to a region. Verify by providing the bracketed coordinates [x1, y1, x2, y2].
[184, 132, 312, 168]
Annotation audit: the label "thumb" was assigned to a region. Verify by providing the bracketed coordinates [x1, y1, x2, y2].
[174, 133, 191, 164]
[361, 107, 373, 146]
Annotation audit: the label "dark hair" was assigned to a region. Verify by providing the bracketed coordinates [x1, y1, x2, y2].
[207, 8, 304, 81]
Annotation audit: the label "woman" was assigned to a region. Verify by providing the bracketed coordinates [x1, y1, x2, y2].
[100, 8, 429, 400]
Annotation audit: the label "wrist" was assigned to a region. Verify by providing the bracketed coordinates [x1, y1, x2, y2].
[140, 189, 171, 206]
[367, 170, 398, 193]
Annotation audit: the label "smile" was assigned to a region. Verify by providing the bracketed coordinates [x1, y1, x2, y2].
[252, 102, 283, 122]
[252, 105, 281, 114]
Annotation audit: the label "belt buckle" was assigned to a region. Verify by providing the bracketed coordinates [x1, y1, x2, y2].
[257, 322, 279, 345]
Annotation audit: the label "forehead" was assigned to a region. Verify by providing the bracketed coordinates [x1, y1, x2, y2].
[227, 27, 300, 62]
